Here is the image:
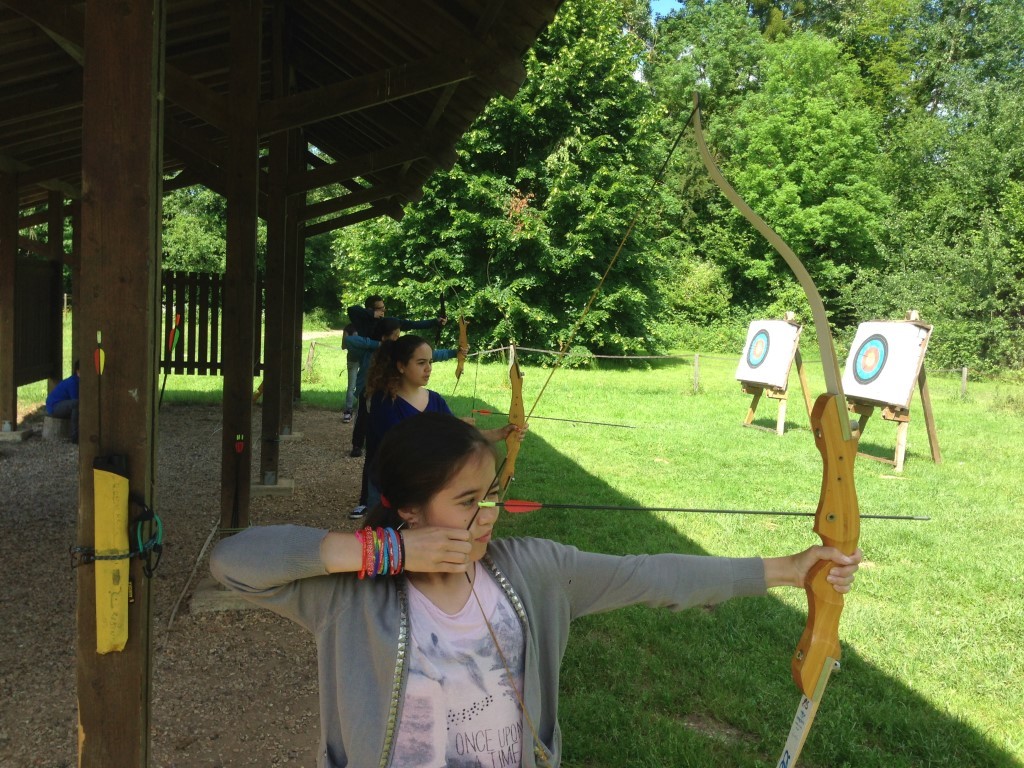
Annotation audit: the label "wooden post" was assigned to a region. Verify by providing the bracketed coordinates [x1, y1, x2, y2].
[918, 367, 942, 464]
[0, 172, 16, 431]
[293, 230, 306, 400]
[744, 387, 762, 426]
[48, 190, 65, 388]
[259, 7, 289, 484]
[304, 340, 317, 374]
[692, 353, 700, 394]
[70, 201, 82, 379]
[960, 366, 968, 397]
[894, 420, 910, 472]
[793, 349, 813, 420]
[775, 397, 788, 435]
[76, 0, 165, 764]
[220, 0, 262, 530]
[279, 133, 303, 433]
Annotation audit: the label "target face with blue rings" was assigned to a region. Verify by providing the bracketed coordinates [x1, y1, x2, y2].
[853, 334, 888, 384]
[747, 329, 771, 368]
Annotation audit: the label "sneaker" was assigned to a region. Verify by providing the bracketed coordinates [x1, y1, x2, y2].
[350, 446, 363, 458]
[342, 410, 352, 424]
[349, 505, 367, 520]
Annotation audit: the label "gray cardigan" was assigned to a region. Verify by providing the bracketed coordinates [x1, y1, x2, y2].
[210, 525, 766, 767]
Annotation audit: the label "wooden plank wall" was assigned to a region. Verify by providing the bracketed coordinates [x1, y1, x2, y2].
[13, 256, 62, 386]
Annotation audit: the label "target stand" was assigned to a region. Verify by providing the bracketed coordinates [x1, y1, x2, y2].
[736, 313, 812, 435]
[844, 310, 942, 472]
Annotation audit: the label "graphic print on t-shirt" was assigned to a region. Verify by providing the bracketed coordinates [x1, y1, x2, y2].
[393, 567, 526, 768]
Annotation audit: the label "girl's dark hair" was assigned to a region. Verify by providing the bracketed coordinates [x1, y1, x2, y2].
[366, 334, 431, 399]
[363, 413, 493, 529]
[371, 316, 401, 342]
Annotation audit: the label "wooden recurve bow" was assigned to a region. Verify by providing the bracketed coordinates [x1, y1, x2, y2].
[435, 289, 446, 349]
[691, 93, 861, 767]
[454, 315, 469, 384]
[499, 343, 526, 494]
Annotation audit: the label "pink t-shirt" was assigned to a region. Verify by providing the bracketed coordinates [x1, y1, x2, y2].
[393, 562, 526, 767]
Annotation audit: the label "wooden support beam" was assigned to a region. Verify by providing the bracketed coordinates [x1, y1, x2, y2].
[15, 156, 83, 199]
[164, 118, 227, 192]
[0, 71, 84, 129]
[301, 179, 413, 223]
[258, 53, 479, 137]
[5, 0, 227, 130]
[76, 1, 165, 765]
[219, 0, 262, 531]
[302, 204, 401, 238]
[285, 138, 456, 196]
[0, 172, 17, 431]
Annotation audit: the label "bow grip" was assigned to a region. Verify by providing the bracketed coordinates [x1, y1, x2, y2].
[791, 394, 861, 697]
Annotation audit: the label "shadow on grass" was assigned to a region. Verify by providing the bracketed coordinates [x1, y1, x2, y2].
[465, 402, 1017, 768]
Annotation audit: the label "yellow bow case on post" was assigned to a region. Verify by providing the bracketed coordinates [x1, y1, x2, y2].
[93, 455, 130, 654]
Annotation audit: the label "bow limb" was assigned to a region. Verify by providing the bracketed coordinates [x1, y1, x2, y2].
[455, 315, 469, 382]
[436, 290, 446, 349]
[691, 93, 860, 764]
[499, 344, 526, 494]
[691, 94, 850, 435]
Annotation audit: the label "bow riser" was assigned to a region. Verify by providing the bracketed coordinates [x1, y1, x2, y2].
[500, 347, 525, 493]
[792, 393, 861, 697]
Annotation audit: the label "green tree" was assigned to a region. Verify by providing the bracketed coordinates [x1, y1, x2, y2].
[861, 0, 1024, 369]
[162, 187, 229, 273]
[335, 0, 670, 354]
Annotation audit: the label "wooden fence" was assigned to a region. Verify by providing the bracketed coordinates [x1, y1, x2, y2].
[160, 270, 264, 375]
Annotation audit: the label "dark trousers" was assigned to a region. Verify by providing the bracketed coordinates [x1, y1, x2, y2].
[51, 398, 79, 441]
[351, 393, 368, 449]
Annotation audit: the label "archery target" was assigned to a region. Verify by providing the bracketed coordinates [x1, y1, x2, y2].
[747, 330, 771, 368]
[735, 320, 801, 390]
[852, 334, 887, 384]
[842, 321, 932, 408]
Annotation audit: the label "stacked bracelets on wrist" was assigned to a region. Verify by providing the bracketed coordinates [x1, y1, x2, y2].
[354, 527, 406, 579]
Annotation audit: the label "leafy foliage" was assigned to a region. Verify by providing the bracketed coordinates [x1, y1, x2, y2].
[334, 0, 671, 354]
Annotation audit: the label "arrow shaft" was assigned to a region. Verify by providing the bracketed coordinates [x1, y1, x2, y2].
[474, 410, 633, 429]
[494, 501, 926, 520]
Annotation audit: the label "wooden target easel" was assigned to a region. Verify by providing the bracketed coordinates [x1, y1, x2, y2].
[737, 313, 813, 435]
[845, 311, 942, 472]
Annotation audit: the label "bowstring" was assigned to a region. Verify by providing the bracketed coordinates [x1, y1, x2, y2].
[521, 103, 697, 425]
[464, 96, 697, 768]
[485, 104, 698, 495]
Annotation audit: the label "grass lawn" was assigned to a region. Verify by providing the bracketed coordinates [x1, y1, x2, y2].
[19, 332, 1024, 767]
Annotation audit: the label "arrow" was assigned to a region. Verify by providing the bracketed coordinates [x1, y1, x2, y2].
[472, 409, 635, 430]
[159, 313, 182, 408]
[94, 330, 105, 448]
[479, 499, 928, 520]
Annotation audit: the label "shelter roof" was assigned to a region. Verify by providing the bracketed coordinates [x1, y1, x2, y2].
[1, 0, 562, 232]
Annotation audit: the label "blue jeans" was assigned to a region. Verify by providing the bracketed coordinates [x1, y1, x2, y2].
[344, 361, 359, 411]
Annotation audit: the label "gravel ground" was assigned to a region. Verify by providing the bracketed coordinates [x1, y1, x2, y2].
[0, 402, 363, 767]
